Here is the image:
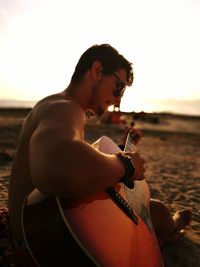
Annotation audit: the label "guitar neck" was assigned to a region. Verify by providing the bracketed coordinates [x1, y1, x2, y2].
[124, 131, 137, 153]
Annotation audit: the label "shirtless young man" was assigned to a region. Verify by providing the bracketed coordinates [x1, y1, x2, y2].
[8, 44, 191, 265]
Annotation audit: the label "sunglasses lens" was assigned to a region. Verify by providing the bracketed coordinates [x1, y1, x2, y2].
[114, 88, 121, 97]
[112, 73, 126, 97]
[114, 84, 125, 97]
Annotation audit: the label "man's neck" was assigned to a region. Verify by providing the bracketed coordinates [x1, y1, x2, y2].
[64, 82, 92, 112]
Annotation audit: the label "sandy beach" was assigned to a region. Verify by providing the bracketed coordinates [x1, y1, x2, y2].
[0, 108, 199, 266]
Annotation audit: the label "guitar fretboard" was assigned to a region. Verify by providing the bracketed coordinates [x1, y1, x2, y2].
[124, 131, 137, 153]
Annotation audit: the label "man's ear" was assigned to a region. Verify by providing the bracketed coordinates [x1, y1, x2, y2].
[90, 61, 103, 80]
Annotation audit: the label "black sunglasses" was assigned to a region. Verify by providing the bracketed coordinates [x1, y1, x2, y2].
[112, 72, 126, 97]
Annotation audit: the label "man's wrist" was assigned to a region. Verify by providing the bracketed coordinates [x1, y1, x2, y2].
[115, 152, 135, 189]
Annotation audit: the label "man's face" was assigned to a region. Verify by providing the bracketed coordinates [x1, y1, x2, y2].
[90, 68, 128, 116]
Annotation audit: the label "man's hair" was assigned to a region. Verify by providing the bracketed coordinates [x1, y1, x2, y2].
[71, 44, 134, 86]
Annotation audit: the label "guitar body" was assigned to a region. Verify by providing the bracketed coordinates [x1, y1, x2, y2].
[22, 136, 163, 267]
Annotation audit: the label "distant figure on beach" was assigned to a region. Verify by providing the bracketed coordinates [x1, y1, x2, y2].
[6, 44, 191, 266]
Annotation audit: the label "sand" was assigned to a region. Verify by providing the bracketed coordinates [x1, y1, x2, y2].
[0, 108, 199, 266]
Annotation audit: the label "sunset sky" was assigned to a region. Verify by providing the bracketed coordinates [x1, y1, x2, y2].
[0, 0, 200, 113]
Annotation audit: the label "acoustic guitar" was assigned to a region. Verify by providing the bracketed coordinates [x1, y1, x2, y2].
[22, 133, 163, 267]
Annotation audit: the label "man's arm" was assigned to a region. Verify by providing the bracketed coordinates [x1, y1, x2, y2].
[29, 101, 128, 199]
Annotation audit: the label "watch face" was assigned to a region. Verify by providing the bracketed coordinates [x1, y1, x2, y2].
[126, 155, 133, 165]
[125, 155, 135, 174]
[127, 155, 132, 162]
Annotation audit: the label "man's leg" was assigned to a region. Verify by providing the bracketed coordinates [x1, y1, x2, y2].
[150, 199, 192, 243]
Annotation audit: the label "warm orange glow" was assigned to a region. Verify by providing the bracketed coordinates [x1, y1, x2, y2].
[0, 0, 199, 115]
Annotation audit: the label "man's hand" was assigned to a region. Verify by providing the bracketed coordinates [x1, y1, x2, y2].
[127, 128, 142, 146]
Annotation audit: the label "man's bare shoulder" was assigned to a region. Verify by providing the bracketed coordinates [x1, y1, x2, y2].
[32, 96, 85, 125]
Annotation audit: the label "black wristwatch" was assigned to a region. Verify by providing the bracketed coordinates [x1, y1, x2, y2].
[116, 152, 135, 189]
